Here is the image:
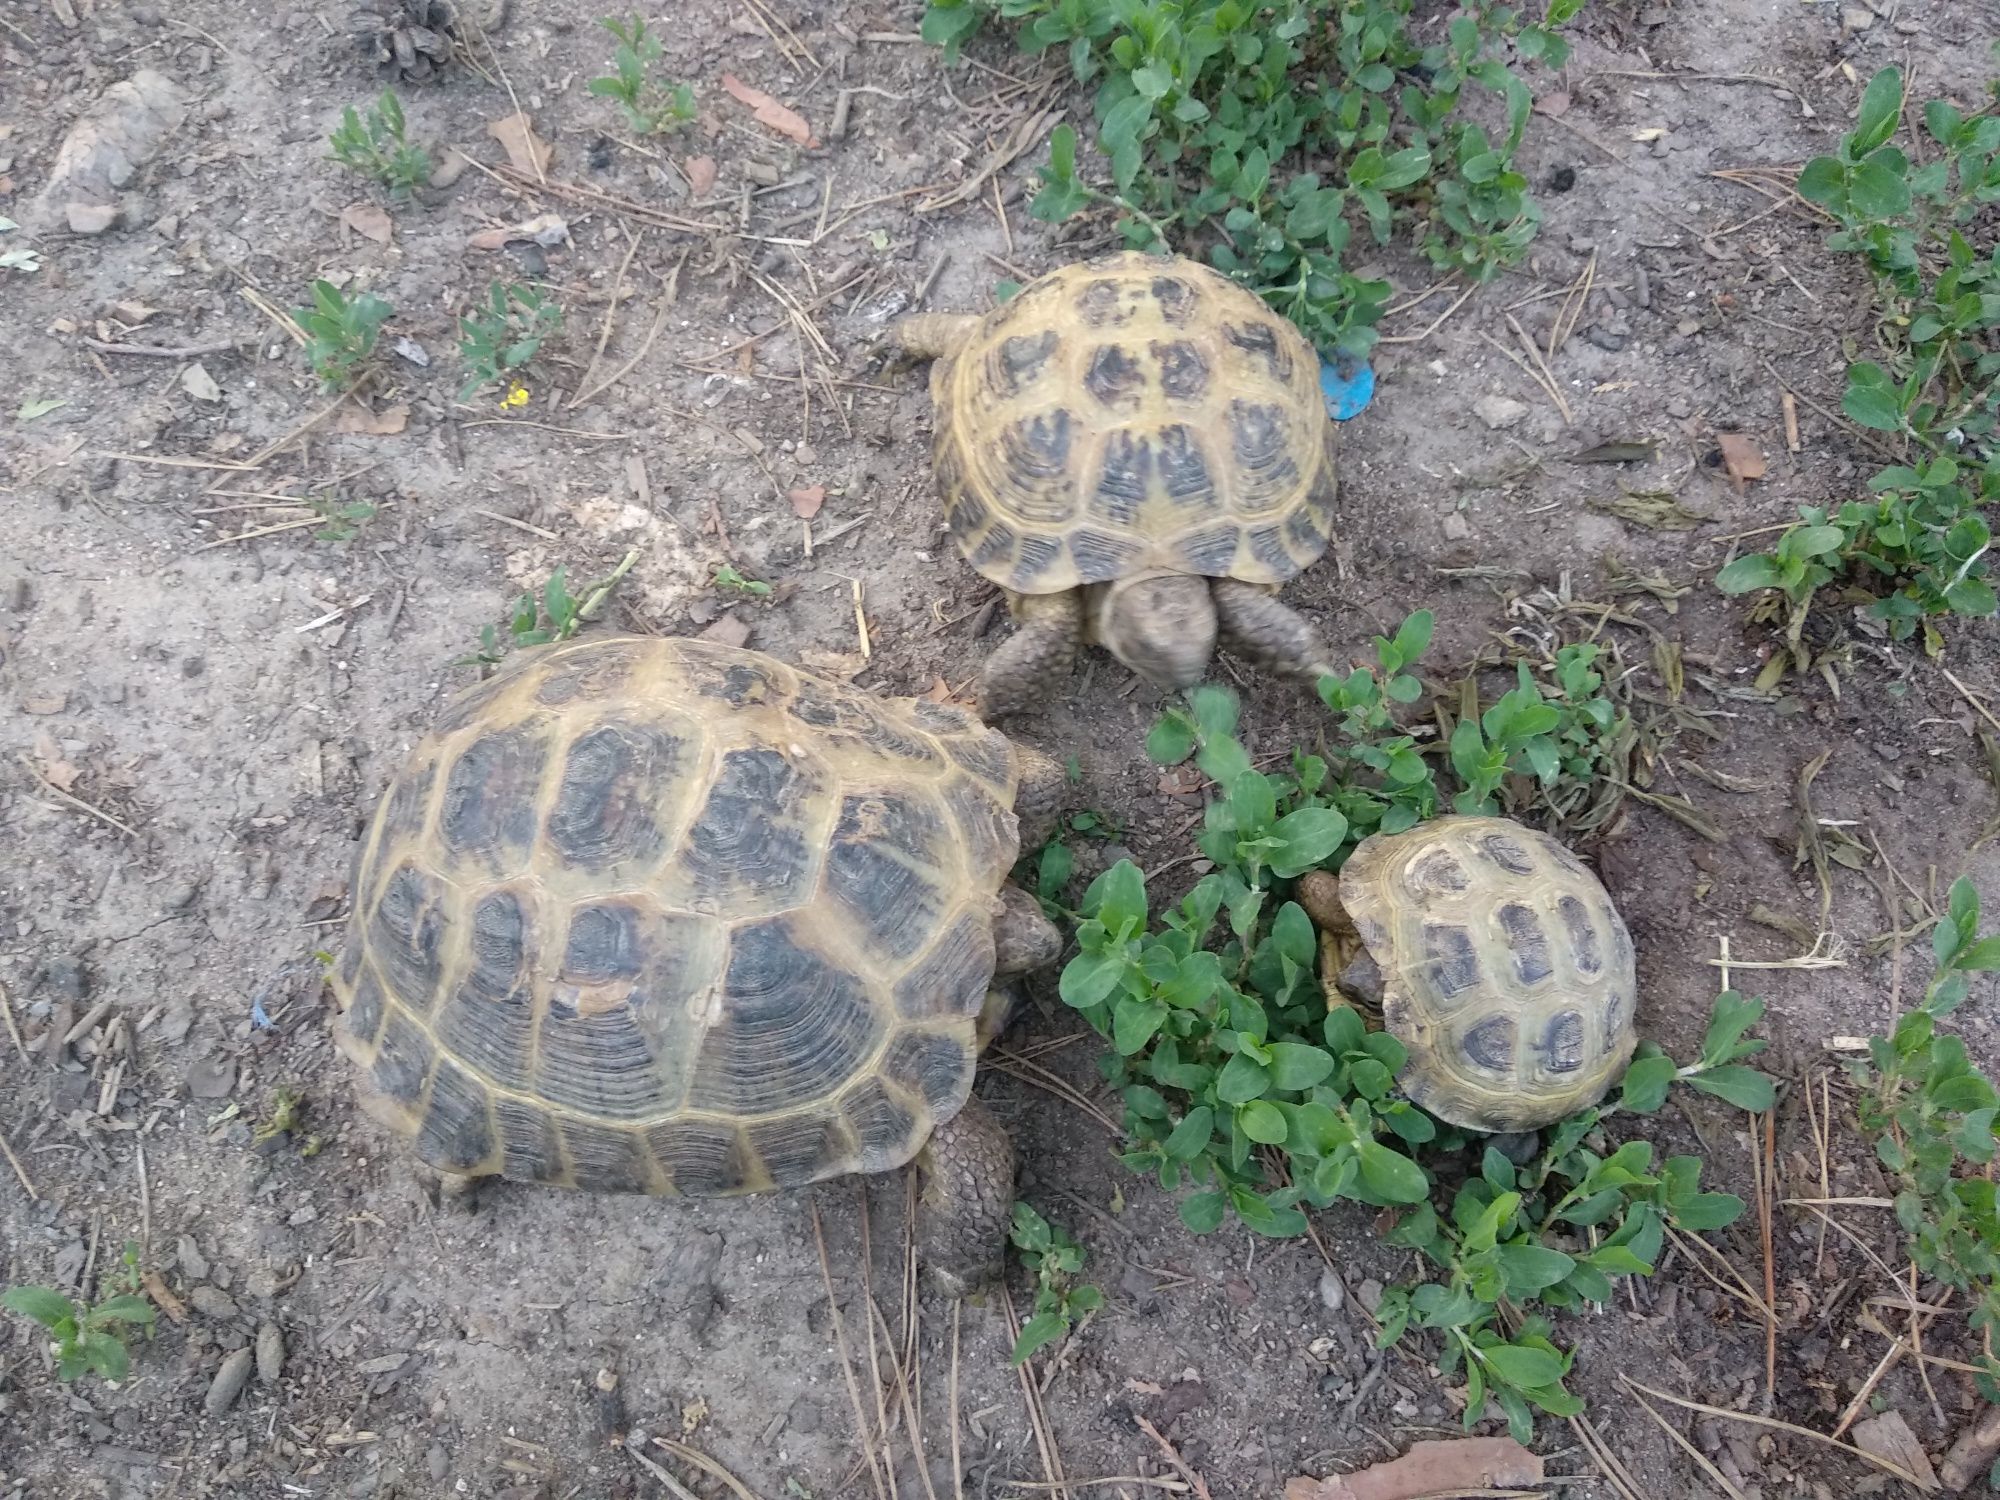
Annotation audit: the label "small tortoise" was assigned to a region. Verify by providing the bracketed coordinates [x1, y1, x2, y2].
[329, 636, 1063, 1292]
[1300, 816, 1638, 1134]
[896, 251, 1340, 717]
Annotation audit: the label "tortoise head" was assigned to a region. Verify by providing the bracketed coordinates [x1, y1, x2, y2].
[1092, 573, 1218, 690]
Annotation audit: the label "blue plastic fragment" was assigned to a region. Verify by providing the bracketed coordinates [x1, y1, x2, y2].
[1319, 355, 1375, 421]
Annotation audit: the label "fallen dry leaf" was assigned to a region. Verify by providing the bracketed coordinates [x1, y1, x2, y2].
[721, 74, 818, 147]
[1157, 765, 1206, 796]
[340, 203, 393, 244]
[180, 363, 221, 402]
[333, 402, 410, 436]
[798, 647, 868, 681]
[142, 1270, 188, 1325]
[685, 155, 718, 195]
[1851, 1411, 1940, 1491]
[113, 299, 161, 324]
[1123, 1378, 1166, 1396]
[33, 731, 79, 792]
[1284, 1437, 1544, 1500]
[698, 611, 751, 648]
[1716, 431, 1768, 490]
[486, 111, 553, 175]
[788, 485, 826, 519]
[1533, 91, 1572, 117]
[467, 211, 570, 251]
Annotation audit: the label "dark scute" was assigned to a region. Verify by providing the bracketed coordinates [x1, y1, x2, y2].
[1461, 1014, 1517, 1072]
[882, 1029, 974, 1114]
[439, 728, 548, 867]
[940, 726, 1012, 787]
[1286, 503, 1329, 556]
[370, 1013, 435, 1106]
[546, 723, 678, 871]
[941, 776, 1016, 887]
[1556, 894, 1604, 976]
[647, 1119, 752, 1194]
[1245, 523, 1294, 577]
[1420, 922, 1483, 1000]
[830, 793, 949, 962]
[435, 889, 539, 1082]
[1496, 903, 1554, 986]
[335, 916, 366, 990]
[1478, 832, 1536, 875]
[676, 747, 822, 908]
[341, 966, 387, 1048]
[1083, 343, 1145, 412]
[1149, 276, 1198, 325]
[747, 1112, 846, 1187]
[563, 903, 645, 983]
[1156, 424, 1217, 509]
[496, 1098, 566, 1183]
[969, 519, 1021, 573]
[378, 761, 435, 843]
[530, 641, 643, 706]
[1087, 431, 1151, 529]
[1408, 849, 1471, 897]
[535, 990, 669, 1120]
[369, 862, 450, 1013]
[990, 329, 1060, 398]
[997, 410, 1074, 509]
[1177, 525, 1240, 574]
[1598, 992, 1629, 1051]
[1227, 400, 1301, 508]
[1068, 527, 1144, 582]
[687, 920, 880, 1113]
[842, 1078, 918, 1171]
[1540, 1010, 1587, 1073]
[677, 651, 783, 708]
[1152, 340, 1210, 401]
[1225, 320, 1293, 382]
[789, 682, 937, 765]
[1008, 532, 1066, 591]
[893, 909, 995, 1021]
[417, 1056, 493, 1171]
[910, 699, 974, 737]
[560, 1118, 653, 1193]
[1073, 278, 1130, 328]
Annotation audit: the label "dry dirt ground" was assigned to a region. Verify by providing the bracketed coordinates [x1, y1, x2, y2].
[3, 0, 2000, 1496]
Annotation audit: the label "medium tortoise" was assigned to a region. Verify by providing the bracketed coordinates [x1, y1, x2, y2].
[329, 636, 1064, 1292]
[896, 251, 1340, 717]
[1300, 816, 1638, 1134]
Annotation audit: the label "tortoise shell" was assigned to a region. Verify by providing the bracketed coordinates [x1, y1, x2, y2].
[329, 636, 1028, 1196]
[1339, 816, 1638, 1133]
[929, 251, 1338, 596]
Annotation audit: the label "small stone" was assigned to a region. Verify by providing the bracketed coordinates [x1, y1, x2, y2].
[1586, 325, 1627, 352]
[180, 363, 222, 402]
[1666, 396, 1693, 419]
[1317, 1268, 1345, 1313]
[161, 1001, 194, 1043]
[1441, 511, 1472, 541]
[204, 1349, 255, 1416]
[429, 149, 470, 189]
[255, 1322, 284, 1384]
[201, 99, 229, 121]
[392, 337, 430, 367]
[186, 1055, 236, 1099]
[67, 202, 118, 235]
[154, 213, 179, 238]
[177, 1235, 210, 1281]
[191, 1286, 239, 1321]
[1676, 317, 1703, 337]
[38, 955, 88, 1001]
[427, 1445, 449, 1481]
[1355, 1279, 1384, 1314]
[1473, 394, 1528, 430]
[1840, 3, 1875, 30]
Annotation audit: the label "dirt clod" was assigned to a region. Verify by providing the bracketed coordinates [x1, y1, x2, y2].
[204, 1349, 256, 1416]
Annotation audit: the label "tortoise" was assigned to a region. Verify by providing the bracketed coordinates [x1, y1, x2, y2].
[328, 635, 1065, 1293]
[1298, 816, 1638, 1135]
[895, 251, 1341, 717]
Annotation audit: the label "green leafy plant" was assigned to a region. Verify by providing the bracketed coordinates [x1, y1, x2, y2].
[922, 0, 1588, 358]
[456, 552, 640, 666]
[1448, 644, 1626, 818]
[1719, 66, 2000, 653]
[1852, 875, 2000, 1401]
[712, 563, 773, 597]
[327, 90, 431, 197]
[1008, 1203, 1103, 1364]
[307, 496, 377, 542]
[457, 282, 564, 400]
[588, 15, 698, 135]
[3, 1242, 156, 1383]
[293, 280, 393, 390]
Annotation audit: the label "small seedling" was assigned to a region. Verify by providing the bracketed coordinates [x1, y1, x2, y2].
[588, 15, 698, 135]
[307, 496, 377, 542]
[0, 216, 38, 274]
[254, 1087, 324, 1157]
[455, 551, 641, 667]
[711, 563, 772, 597]
[1008, 1203, 1101, 1365]
[457, 282, 564, 401]
[3, 1241, 156, 1383]
[327, 89, 432, 197]
[293, 279, 393, 390]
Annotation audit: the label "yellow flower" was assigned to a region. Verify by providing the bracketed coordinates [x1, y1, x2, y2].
[501, 383, 529, 408]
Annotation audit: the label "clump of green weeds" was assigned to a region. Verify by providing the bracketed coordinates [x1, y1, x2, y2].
[307, 496, 378, 542]
[1718, 66, 2000, 657]
[1851, 875, 2000, 1406]
[589, 15, 698, 135]
[3, 1242, 156, 1383]
[922, 0, 1588, 357]
[327, 89, 431, 197]
[711, 563, 773, 597]
[456, 552, 640, 667]
[1008, 1203, 1102, 1365]
[457, 282, 564, 401]
[293, 280, 393, 390]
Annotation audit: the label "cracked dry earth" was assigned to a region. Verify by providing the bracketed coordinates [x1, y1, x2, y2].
[3, 0, 2000, 1497]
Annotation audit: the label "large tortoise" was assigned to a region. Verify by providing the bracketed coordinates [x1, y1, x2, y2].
[329, 636, 1063, 1292]
[1300, 816, 1638, 1134]
[896, 251, 1341, 716]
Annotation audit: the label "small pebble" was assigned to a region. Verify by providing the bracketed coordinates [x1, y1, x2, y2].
[187, 1055, 237, 1099]
[255, 1322, 284, 1384]
[204, 1349, 255, 1416]
[1473, 394, 1528, 430]
[1317, 1267, 1345, 1314]
[427, 1445, 449, 1482]
[177, 1235, 209, 1282]
[1441, 512, 1472, 541]
[191, 1286, 239, 1321]
[1586, 325, 1627, 352]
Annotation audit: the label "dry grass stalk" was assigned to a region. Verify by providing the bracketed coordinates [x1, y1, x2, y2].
[1000, 1282, 1069, 1500]
[811, 1197, 891, 1500]
[1618, 1376, 1935, 1490]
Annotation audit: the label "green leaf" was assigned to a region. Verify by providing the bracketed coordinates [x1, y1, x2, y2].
[1239, 1100, 1289, 1144]
[1843, 365, 1905, 430]
[1087, 860, 1148, 940]
[1112, 996, 1167, 1055]
[1268, 1042, 1336, 1092]
[1216, 1051, 1271, 1104]
[1131, 63, 1173, 101]
[1324, 1004, 1366, 1053]
[1058, 950, 1126, 1010]
[2, 1286, 77, 1330]
[1180, 1190, 1227, 1233]
[1479, 1342, 1565, 1391]
[1620, 1054, 1679, 1113]
[1796, 155, 1847, 207]
[1268, 806, 1348, 877]
[1673, 1192, 1746, 1230]
[1701, 991, 1766, 1063]
[1848, 158, 1912, 219]
[1356, 1140, 1431, 1204]
[1849, 67, 1905, 158]
[1495, 1242, 1576, 1295]
[1010, 1310, 1068, 1365]
[1686, 1064, 1777, 1112]
[80, 1330, 131, 1383]
[1164, 1107, 1214, 1161]
[86, 1296, 155, 1329]
[1146, 713, 1196, 765]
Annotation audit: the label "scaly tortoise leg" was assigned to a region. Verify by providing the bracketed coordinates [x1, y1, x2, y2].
[916, 1094, 1016, 1297]
[1211, 579, 1336, 683]
[977, 591, 1081, 720]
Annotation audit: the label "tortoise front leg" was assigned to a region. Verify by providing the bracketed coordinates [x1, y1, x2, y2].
[894, 313, 983, 360]
[977, 591, 1081, 720]
[1212, 579, 1336, 683]
[916, 1094, 1015, 1297]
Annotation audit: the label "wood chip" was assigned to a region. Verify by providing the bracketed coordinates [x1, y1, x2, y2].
[142, 1271, 187, 1325]
[332, 402, 409, 436]
[1717, 431, 1768, 489]
[720, 74, 818, 147]
[788, 484, 825, 519]
[1284, 1437, 1545, 1500]
[685, 155, 718, 195]
[19, 692, 67, 715]
[486, 112, 553, 175]
[1851, 1412, 1940, 1492]
[340, 203, 394, 243]
[698, 612, 751, 648]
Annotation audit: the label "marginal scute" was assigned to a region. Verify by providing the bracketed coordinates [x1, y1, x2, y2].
[747, 1111, 848, 1186]
[883, 1028, 975, 1115]
[416, 1055, 494, 1172]
[369, 862, 451, 1013]
[434, 887, 540, 1083]
[648, 1118, 753, 1194]
[841, 1078, 920, 1172]
[559, 1117, 654, 1194]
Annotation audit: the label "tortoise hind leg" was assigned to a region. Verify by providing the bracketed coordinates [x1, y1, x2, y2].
[977, 592, 1081, 720]
[1212, 579, 1336, 683]
[916, 1095, 1015, 1297]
